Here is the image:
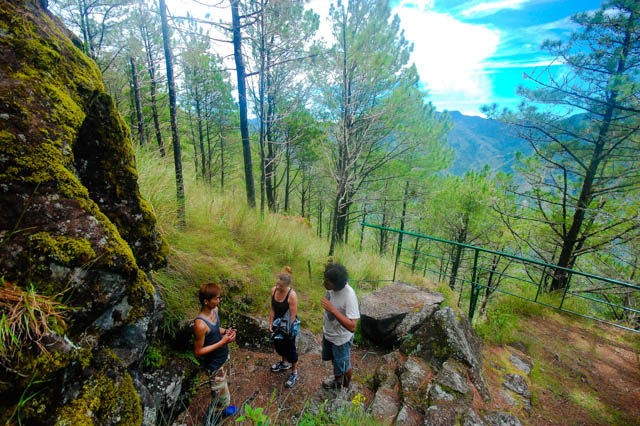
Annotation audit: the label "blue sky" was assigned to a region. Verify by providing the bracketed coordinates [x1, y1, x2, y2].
[170, 0, 606, 117]
[386, 0, 605, 116]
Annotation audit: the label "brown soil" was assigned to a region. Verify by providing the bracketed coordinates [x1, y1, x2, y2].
[487, 316, 640, 426]
[176, 318, 640, 426]
[175, 345, 387, 425]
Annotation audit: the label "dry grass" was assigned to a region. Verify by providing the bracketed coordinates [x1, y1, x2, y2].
[0, 279, 67, 366]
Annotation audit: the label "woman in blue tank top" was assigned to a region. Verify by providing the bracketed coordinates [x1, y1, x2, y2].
[194, 282, 237, 424]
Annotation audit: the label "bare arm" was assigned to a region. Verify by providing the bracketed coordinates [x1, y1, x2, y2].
[321, 298, 358, 332]
[268, 286, 275, 332]
[289, 290, 298, 324]
[194, 318, 236, 358]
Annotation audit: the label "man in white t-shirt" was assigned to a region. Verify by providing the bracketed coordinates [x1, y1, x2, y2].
[320, 262, 360, 389]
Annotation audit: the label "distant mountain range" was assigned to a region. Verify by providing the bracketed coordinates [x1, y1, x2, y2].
[441, 111, 530, 175]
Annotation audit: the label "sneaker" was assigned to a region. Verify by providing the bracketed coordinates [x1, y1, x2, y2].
[285, 372, 298, 388]
[270, 361, 291, 372]
[221, 405, 238, 418]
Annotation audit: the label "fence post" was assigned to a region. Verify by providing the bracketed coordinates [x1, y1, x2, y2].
[393, 181, 409, 282]
[559, 271, 573, 310]
[308, 260, 312, 281]
[468, 248, 480, 321]
[535, 265, 546, 302]
[411, 237, 420, 273]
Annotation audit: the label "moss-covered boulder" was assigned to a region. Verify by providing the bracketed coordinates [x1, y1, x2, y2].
[0, 0, 168, 423]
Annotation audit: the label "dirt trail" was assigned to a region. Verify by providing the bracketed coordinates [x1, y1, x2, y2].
[176, 318, 640, 425]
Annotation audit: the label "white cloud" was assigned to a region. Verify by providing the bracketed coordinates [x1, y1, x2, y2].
[462, 0, 530, 17]
[393, 6, 500, 101]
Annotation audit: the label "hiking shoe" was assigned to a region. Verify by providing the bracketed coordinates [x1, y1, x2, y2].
[270, 361, 291, 372]
[322, 375, 341, 389]
[285, 372, 298, 388]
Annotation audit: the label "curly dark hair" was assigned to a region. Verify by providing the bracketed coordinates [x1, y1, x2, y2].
[323, 263, 348, 290]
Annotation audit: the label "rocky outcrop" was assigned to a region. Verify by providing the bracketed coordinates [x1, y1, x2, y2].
[359, 281, 444, 347]
[401, 306, 489, 401]
[0, 1, 167, 424]
[357, 286, 523, 426]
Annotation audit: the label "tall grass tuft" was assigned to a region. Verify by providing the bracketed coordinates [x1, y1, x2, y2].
[0, 278, 68, 366]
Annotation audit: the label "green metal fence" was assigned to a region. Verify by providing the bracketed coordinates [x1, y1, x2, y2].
[361, 223, 640, 334]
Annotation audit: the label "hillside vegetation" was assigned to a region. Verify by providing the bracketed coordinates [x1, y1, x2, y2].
[137, 145, 640, 426]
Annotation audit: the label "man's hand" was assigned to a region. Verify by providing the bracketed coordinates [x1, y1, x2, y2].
[321, 297, 336, 314]
[223, 328, 237, 343]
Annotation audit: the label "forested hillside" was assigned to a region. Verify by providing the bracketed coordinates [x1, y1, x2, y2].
[443, 110, 531, 175]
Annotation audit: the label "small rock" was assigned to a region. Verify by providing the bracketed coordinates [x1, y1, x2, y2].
[506, 341, 528, 354]
[400, 357, 429, 393]
[428, 383, 456, 403]
[433, 360, 470, 395]
[369, 386, 400, 423]
[484, 411, 523, 426]
[464, 408, 487, 426]
[503, 374, 532, 399]
[500, 389, 518, 407]
[508, 354, 531, 376]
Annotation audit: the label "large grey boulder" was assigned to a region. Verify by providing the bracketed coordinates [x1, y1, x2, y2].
[359, 282, 444, 347]
[297, 329, 322, 354]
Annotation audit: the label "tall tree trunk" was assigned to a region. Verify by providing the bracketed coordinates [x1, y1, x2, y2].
[220, 131, 225, 190]
[187, 110, 199, 174]
[142, 24, 165, 156]
[550, 14, 633, 291]
[206, 120, 212, 184]
[300, 171, 306, 218]
[195, 90, 206, 180]
[359, 206, 367, 250]
[231, 0, 256, 207]
[449, 215, 469, 290]
[379, 202, 388, 255]
[284, 138, 291, 213]
[128, 77, 136, 136]
[159, 0, 185, 227]
[258, 1, 266, 214]
[318, 199, 323, 238]
[265, 44, 276, 211]
[331, 195, 351, 255]
[129, 56, 146, 146]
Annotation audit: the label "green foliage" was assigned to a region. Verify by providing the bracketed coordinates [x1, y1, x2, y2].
[297, 398, 381, 426]
[475, 294, 544, 344]
[236, 403, 271, 426]
[144, 345, 165, 368]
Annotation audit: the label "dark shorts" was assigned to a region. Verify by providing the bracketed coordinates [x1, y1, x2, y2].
[322, 337, 353, 376]
[274, 337, 298, 364]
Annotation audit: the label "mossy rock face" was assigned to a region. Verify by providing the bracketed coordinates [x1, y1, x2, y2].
[0, 0, 167, 423]
[0, 0, 167, 327]
[51, 348, 143, 426]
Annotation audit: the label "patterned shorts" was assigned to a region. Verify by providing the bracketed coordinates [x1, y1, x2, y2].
[204, 363, 230, 412]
